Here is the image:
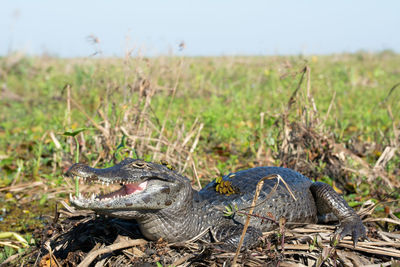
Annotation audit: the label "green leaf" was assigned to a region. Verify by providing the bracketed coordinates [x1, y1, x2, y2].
[62, 128, 87, 137]
[116, 134, 127, 151]
[115, 135, 127, 161]
[39, 194, 48, 205]
[347, 201, 361, 208]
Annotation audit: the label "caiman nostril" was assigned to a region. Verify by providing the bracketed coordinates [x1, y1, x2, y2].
[65, 163, 95, 179]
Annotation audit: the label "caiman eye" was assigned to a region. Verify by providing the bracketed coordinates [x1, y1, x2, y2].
[129, 161, 150, 169]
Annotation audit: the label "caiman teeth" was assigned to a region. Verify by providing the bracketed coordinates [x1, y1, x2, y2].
[70, 180, 148, 204]
[73, 174, 138, 186]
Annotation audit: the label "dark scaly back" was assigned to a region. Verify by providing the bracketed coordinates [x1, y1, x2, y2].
[198, 167, 318, 231]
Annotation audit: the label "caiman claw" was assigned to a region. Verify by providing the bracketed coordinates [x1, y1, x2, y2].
[332, 215, 367, 247]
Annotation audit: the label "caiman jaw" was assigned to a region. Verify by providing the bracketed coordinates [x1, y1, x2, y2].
[68, 175, 150, 208]
[69, 176, 148, 201]
[66, 160, 179, 211]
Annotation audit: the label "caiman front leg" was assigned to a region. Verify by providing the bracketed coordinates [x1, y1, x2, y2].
[213, 224, 262, 251]
[310, 182, 367, 246]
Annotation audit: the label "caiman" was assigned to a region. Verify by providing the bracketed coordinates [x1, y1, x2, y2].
[66, 159, 366, 250]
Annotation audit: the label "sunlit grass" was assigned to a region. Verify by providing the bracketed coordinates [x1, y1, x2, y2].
[1, 52, 399, 180]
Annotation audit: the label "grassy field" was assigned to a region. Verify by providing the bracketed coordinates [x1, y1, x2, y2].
[0, 52, 399, 264]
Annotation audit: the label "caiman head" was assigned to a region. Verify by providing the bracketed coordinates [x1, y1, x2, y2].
[65, 158, 192, 220]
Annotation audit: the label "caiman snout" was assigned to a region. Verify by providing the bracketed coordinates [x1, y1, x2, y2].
[66, 163, 98, 179]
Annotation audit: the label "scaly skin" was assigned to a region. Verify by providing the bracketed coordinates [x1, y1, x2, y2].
[66, 158, 366, 250]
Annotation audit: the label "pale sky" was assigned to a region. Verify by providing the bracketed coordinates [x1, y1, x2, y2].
[1, 0, 399, 57]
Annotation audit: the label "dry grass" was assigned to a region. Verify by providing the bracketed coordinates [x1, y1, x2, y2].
[9, 200, 396, 266]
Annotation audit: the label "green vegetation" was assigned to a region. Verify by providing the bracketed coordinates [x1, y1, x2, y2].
[0, 52, 399, 262]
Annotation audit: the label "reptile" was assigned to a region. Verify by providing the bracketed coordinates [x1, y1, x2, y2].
[66, 158, 366, 250]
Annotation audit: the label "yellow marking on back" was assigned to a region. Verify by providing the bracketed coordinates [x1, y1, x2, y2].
[159, 160, 175, 170]
[214, 173, 240, 196]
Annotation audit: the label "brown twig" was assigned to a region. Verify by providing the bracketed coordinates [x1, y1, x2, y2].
[238, 173, 297, 214]
[232, 176, 266, 266]
[182, 123, 204, 172]
[321, 90, 336, 127]
[286, 66, 308, 113]
[235, 210, 278, 225]
[77, 239, 147, 267]
[279, 217, 287, 254]
[192, 159, 202, 189]
[378, 82, 400, 106]
[154, 59, 183, 160]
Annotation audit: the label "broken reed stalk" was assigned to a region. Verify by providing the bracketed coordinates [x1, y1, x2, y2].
[182, 123, 204, 172]
[387, 105, 400, 148]
[192, 160, 202, 189]
[65, 84, 75, 160]
[256, 112, 265, 160]
[305, 65, 319, 123]
[45, 242, 62, 267]
[321, 90, 336, 127]
[78, 239, 147, 267]
[73, 135, 80, 197]
[231, 176, 265, 266]
[378, 82, 400, 107]
[154, 59, 183, 160]
[286, 66, 307, 113]
[66, 84, 71, 128]
[240, 173, 297, 214]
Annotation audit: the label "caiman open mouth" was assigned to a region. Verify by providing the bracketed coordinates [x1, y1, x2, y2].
[66, 161, 176, 210]
[69, 175, 148, 202]
[97, 181, 148, 200]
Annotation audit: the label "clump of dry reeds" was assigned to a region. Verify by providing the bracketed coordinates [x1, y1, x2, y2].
[62, 54, 205, 189]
